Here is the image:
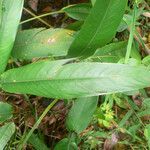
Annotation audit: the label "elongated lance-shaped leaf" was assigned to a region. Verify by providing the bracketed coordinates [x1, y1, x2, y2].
[1, 59, 150, 99]
[0, 123, 15, 150]
[68, 0, 127, 57]
[66, 96, 98, 133]
[0, 102, 13, 123]
[0, 0, 24, 74]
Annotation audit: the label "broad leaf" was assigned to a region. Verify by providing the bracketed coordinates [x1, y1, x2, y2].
[0, 0, 24, 74]
[0, 102, 13, 123]
[66, 96, 98, 133]
[0, 123, 15, 150]
[63, 3, 91, 21]
[12, 28, 74, 60]
[1, 59, 150, 99]
[68, 0, 127, 57]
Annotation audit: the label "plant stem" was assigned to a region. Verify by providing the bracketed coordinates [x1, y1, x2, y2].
[18, 99, 59, 150]
[22, 7, 52, 27]
[125, 4, 137, 64]
[20, 8, 64, 25]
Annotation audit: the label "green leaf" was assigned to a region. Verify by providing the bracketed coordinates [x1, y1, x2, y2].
[12, 28, 75, 60]
[12, 29, 127, 61]
[142, 98, 150, 108]
[63, 3, 91, 21]
[144, 124, 150, 149]
[0, 0, 3, 26]
[0, 122, 15, 150]
[66, 96, 98, 133]
[54, 138, 78, 150]
[118, 110, 133, 128]
[137, 109, 150, 117]
[28, 134, 49, 150]
[127, 124, 141, 140]
[68, 0, 127, 57]
[142, 55, 150, 66]
[1, 59, 150, 99]
[90, 41, 127, 63]
[117, 19, 128, 32]
[0, 0, 24, 74]
[0, 102, 13, 123]
[54, 138, 69, 150]
[66, 21, 83, 31]
[91, 0, 96, 5]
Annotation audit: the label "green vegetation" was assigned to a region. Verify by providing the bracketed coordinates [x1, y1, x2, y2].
[0, 0, 150, 149]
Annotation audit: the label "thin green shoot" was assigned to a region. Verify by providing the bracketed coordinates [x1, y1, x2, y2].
[125, 4, 137, 64]
[21, 8, 64, 26]
[18, 99, 59, 150]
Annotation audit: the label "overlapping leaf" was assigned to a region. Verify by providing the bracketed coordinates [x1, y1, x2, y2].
[90, 41, 127, 63]
[66, 97, 98, 133]
[12, 28, 75, 60]
[1, 59, 150, 99]
[0, 0, 24, 74]
[0, 123, 15, 150]
[68, 0, 127, 57]
[63, 3, 91, 21]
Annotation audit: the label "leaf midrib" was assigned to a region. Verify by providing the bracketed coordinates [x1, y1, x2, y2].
[79, 0, 112, 55]
[2, 75, 120, 85]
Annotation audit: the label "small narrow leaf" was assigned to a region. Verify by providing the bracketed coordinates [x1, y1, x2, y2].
[63, 3, 91, 21]
[1, 60, 150, 99]
[0, 123, 15, 150]
[66, 96, 98, 133]
[90, 41, 127, 63]
[118, 110, 133, 127]
[0, 0, 24, 74]
[68, 0, 127, 57]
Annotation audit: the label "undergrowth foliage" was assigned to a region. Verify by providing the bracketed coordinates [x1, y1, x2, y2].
[0, 0, 150, 149]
